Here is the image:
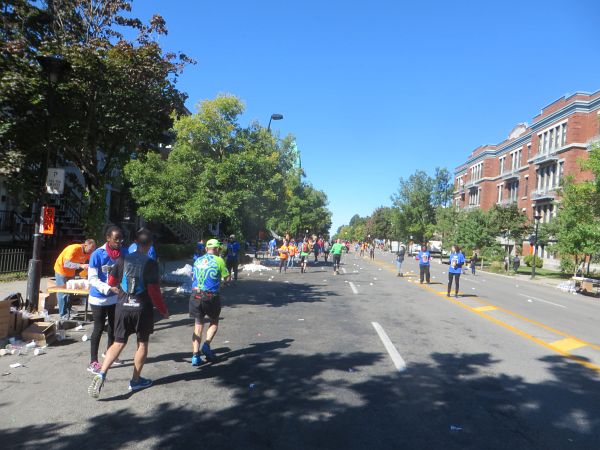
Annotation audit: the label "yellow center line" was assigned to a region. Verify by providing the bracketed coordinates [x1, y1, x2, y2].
[367, 258, 600, 375]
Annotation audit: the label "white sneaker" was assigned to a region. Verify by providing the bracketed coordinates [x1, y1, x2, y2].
[102, 353, 124, 365]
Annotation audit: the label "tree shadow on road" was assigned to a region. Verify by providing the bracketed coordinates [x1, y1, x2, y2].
[4, 348, 600, 450]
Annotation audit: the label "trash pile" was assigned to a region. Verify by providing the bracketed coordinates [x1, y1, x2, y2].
[557, 280, 578, 294]
[241, 263, 272, 273]
[161, 264, 193, 294]
[1, 338, 47, 358]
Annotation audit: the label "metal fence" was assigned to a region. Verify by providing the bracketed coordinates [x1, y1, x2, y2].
[0, 248, 29, 274]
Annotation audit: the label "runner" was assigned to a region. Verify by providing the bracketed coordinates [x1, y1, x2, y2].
[88, 229, 169, 398]
[128, 229, 157, 260]
[470, 250, 479, 275]
[278, 240, 290, 273]
[396, 244, 406, 277]
[225, 234, 240, 281]
[359, 242, 365, 257]
[322, 240, 330, 264]
[369, 244, 375, 260]
[287, 239, 297, 269]
[299, 237, 310, 274]
[417, 244, 431, 284]
[330, 238, 345, 275]
[53, 239, 96, 318]
[87, 226, 128, 374]
[189, 239, 230, 366]
[268, 237, 277, 257]
[447, 245, 465, 297]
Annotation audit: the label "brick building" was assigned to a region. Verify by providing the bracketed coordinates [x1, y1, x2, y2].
[453, 90, 600, 264]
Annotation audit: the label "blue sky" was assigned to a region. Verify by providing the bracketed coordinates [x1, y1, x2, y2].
[132, 0, 600, 234]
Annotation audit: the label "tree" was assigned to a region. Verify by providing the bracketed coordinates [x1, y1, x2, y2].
[1, 1, 191, 233]
[553, 145, 600, 275]
[391, 170, 436, 242]
[487, 204, 530, 248]
[127, 94, 331, 240]
[365, 207, 394, 240]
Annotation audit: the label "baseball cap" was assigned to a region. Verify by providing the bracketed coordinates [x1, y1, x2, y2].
[206, 239, 221, 249]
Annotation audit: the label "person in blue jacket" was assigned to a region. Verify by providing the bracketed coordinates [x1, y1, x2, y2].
[417, 244, 431, 284]
[447, 245, 466, 297]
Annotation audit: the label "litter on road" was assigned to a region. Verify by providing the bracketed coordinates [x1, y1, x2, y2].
[9, 362, 23, 369]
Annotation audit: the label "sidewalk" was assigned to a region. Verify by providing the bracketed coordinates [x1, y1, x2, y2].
[0, 277, 51, 302]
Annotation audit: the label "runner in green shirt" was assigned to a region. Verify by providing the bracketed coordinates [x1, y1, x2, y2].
[330, 239, 345, 275]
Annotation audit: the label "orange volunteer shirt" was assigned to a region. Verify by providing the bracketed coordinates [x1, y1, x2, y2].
[54, 243, 90, 277]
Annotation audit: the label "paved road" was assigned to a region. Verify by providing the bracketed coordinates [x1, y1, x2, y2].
[2, 251, 600, 449]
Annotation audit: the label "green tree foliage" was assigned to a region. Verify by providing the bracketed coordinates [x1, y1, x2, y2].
[487, 204, 530, 243]
[126, 94, 331, 240]
[365, 207, 394, 239]
[1, 1, 191, 232]
[553, 146, 600, 273]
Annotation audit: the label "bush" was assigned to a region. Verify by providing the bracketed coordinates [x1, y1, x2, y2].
[524, 254, 543, 268]
[559, 258, 576, 275]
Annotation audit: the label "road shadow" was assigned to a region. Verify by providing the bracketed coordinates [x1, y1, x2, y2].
[4, 349, 600, 449]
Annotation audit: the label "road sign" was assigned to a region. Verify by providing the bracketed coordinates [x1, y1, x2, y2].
[40, 206, 55, 235]
[46, 168, 65, 195]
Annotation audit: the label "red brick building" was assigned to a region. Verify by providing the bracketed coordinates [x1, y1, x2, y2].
[453, 90, 600, 262]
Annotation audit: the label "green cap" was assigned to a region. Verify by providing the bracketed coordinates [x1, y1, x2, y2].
[206, 239, 221, 249]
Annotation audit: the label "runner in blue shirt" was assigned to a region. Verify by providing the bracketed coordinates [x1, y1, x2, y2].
[417, 245, 431, 284]
[225, 234, 240, 281]
[268, 238, 277, 257]
[447, 245, 466, 297]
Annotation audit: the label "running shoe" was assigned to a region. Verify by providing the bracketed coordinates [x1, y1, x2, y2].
[88, 374, 105, 398]
[191, 353, 202, 366]
[201, 342, 217, 361]
[87, 361, 102, 374]
[101, 353, 124, 365]
[128, 377, 153, 391]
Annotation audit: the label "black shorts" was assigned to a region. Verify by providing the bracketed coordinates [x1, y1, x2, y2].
[189, 291, 221, 322]
[333, 254, 341, 264]
[114, 304, 154, 344]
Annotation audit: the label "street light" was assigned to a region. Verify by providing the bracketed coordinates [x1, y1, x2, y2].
[25, 55, 71, 311]
[531, 214, 542, 279]
[267, 113, 283, 132]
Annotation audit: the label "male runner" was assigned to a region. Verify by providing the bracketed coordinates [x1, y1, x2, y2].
[189, 239, 230, 366]
[417, 244, 431, 284]
[330, 239, 345, 275]
[299, 237, 310, 274]
[225, 234, 240, 281]
[88, 229, 169, 398]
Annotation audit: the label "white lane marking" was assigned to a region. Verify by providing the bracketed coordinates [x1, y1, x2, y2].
[342, 267, 347, 274]
[518, 293, 567, 309]
[349, 282, 359, 294]
[460, 276, 481, 284]
[371, 322, 407, 372]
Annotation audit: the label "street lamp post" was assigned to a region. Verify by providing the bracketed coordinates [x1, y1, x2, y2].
[531, 214, 542, 279]
[267, 113, 283, 132]
[25, 55, 71, 311]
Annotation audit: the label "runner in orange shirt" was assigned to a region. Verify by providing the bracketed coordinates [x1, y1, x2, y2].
[287, 239, 297, 269]
[278, 240, 290, 273]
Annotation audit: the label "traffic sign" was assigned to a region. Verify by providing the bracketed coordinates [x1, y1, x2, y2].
[46, 168, 65, 195]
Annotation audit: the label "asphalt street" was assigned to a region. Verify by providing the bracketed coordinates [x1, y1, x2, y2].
[2, 250, 600, 449]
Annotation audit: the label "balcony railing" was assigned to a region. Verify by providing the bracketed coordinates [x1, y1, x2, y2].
[500, 169, 520, 181]
[532, 148, 559, 165]
[464, 179, 480, 189]
[531, 189, 556, 201]
[464, 204, 480, 210]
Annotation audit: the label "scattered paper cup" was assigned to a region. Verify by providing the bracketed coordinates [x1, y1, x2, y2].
[82, 335, 88, 342]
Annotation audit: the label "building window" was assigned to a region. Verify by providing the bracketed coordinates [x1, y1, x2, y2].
[499, 156, 505, 175]
[524, 176, 529, 196]
[562, 123, 567, 146]
[497, 185, 503, 203]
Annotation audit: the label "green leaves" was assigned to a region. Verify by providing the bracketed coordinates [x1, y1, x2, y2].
[125, 94, 331, 240]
